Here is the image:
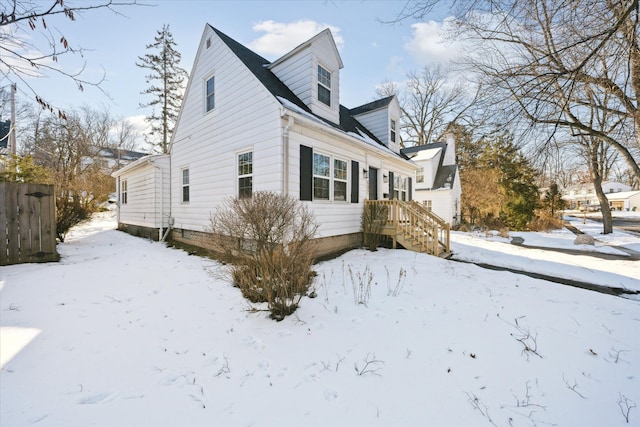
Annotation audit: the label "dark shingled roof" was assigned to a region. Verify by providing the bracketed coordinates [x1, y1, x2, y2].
[97, 147, 148, 161]
[211, 25, 390, 151]
[433, 164, 458, 190]
[350, 96, 394, 116]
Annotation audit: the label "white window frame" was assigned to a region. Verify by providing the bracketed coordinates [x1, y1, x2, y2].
[205, 75, 215, 112]
[394, 175, 407, 201]
[312, 151, 348, 202]
[423, 200, 432, 211]
[317, 64, 331, 107]
[416, 167, 424, 183]
[121, 179, 128, 204]
[237, 150, 253, 198]
[390, 119, 397, 143]
[181, 168, 190, 203]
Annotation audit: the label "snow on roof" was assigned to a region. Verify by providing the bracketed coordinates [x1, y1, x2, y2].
[278, 96, 407, 160]
[605, 190, 640, 200]
[411, 147, 441, 162]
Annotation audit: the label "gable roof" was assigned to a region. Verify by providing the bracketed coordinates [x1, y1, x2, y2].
[350, 96, 395, 116]
[210, 25, 393, 153]
[402, 142, 457, 189]
[268, 28, 344, 70]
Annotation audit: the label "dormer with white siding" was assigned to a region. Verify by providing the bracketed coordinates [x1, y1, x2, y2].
[351, 96, 402, 154]
[268, 29, 343, 124]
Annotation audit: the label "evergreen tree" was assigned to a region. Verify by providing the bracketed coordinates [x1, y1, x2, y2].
[459, 132, 540, 230]
[137, 25, 188, 154]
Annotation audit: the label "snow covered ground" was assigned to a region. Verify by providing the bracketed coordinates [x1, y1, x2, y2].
[1, 210, 639, 426]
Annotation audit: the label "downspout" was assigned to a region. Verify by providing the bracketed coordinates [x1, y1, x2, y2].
[282, 114, 294, 195]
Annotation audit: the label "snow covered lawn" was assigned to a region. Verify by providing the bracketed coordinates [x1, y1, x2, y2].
[1, 211, 639, 426]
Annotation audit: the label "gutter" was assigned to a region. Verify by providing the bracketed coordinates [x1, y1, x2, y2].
[282, 114, 294, 194]
[280, 108, 419, 171]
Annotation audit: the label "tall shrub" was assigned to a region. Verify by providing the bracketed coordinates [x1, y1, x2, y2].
[209, 192, 318, 320]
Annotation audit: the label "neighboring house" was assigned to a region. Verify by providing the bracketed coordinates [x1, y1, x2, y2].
[400, 133, 461, 226]
[562, 181, 632, 210]
[606, 190, 640, 211]
[113, 26, 454, 257]
[83, 146, 148, 174]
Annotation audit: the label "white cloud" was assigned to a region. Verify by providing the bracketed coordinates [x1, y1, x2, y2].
[385, 55, 404, 75]
[404, 18, 461, 66]
[249, 20, 344, 57]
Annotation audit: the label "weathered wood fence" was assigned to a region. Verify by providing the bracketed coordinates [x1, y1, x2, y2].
[1, 182, 58, 266]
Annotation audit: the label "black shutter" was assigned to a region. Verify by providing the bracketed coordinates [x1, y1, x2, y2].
[388, 171, 394, 200]
[408, 177, 413, 201]
[351, 160, 359, 203]
[300, 145, 312, 201]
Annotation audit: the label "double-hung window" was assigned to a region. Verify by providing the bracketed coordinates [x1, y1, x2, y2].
[206, 76, 215, 112]
[317, 65, 331, 106]
[333, 159, 348, 201]
[121, 179, 128, 204]
[313, 153, 330, 200]
[238, 151, 253, 198]
[182, 168, 190, 202]
[416, 167, 424, 183]
[313, 152, 348, 201]
[390, 119, 397, 143]
[394, 175, 407, 201]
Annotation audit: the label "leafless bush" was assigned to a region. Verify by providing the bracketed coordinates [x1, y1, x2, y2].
[617, 393, 636, 423]
[528, 210, 564, 231]
[354, 353, 384, 376]
[209, 192, 318, 320]
[348, 265, 374, 306]
[386, 266, 406, 296]
[362, 202, 388, 251]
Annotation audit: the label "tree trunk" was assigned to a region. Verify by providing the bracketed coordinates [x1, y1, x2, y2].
[589, 146, 613, 234]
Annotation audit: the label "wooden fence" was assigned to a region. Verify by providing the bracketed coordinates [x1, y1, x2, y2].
[1, 182, 58, 266]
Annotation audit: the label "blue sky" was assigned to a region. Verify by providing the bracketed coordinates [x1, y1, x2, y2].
[7, 0, 454, 142]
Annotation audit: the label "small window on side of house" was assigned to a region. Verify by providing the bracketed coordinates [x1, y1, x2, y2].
[416, 167, 424, 183]
[121, 179, 128, 204]
[206, 37, 211, 49]
[317, 65, 331, 106]
[424, 200, 432, 211]
[182, 168, 190, 202]
[390, 119, 397, 143]
[238, 151, 253, 198]
[206, 76, 215, 112]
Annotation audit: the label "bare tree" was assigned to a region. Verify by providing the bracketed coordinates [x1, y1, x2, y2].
[376, 64, 475, 146]
[0, 0, 139, 117]
[392, 0, 640, 181]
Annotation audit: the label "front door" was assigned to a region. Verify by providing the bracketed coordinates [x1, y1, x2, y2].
[368, 167, 378, 200]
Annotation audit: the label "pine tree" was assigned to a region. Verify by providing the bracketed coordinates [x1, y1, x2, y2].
[137, 25, 188, 154]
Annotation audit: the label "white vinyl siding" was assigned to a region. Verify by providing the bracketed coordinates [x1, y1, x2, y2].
[113, 155, 170, 229]
[170, 28, 284, 232]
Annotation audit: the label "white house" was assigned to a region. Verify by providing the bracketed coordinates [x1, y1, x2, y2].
[606, 190, 640, 211]
[113, 26, 456, 257]
[400, 133, 461, 226]
[562, 181, 633, 210]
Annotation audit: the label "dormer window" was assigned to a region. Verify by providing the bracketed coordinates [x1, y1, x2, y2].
[390, 119, 397, 143]
[317, 65, 331, 106]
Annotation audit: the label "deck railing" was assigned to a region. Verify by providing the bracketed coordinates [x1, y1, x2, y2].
[364, 199, 450, 256]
